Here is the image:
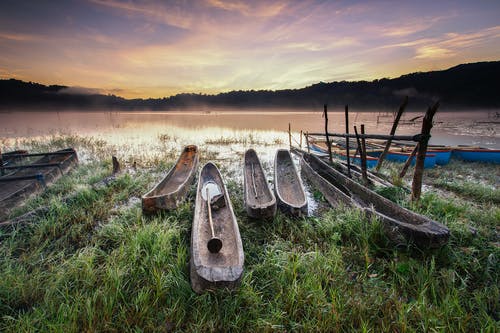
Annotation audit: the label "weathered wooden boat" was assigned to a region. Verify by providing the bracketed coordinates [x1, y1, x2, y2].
[0, 148, 78, 221]
[190, 162, 244, 293]
[300, 147, 394, 188]
[299, 150, 450, 248]
[274, 149, 307, 217]
[452, 148, 500, 164]
[142, 145, 199, 213]
[243, 149, 276, 219]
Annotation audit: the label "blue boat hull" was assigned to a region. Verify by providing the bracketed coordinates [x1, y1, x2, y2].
[367, 151, 436, 169]
[310, 143, 378, 168]
[452, 149, 500, 164]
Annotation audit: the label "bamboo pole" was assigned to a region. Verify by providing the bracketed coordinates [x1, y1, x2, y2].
[323, 104, 333, 163]
[345, 105, 351, 177]
[399, 143, 419, 178]
[307, 132, 423, 142]
[376, 96, 408, 172]
[411, 102, 439, 202]
[360, 124, 368, 184]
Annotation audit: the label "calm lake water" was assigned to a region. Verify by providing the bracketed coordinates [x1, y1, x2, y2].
[2, 109, 497, 216]
[1, 109, 498, 148]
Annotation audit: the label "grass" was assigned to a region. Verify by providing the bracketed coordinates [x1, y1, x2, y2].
[0, 135, 498, 332]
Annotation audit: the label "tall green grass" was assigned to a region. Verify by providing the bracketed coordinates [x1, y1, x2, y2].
[0, 135, 498, 332]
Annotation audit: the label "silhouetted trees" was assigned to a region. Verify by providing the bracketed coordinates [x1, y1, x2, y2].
[1, 61, 499, 111]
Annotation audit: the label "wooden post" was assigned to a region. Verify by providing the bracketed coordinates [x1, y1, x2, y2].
[411, 102, 439, 202]
[306, 132, 310, 153]
[0, 147, 3, 176]
[288, 123, 292, 150]
[399, 143, 419, 178]
[112, 156, 120, 174]
[299, 130, 303, 149]
[323, 104, 333, 163]
[345, 105, 351, 177]
[360, 124, 368, 184]
[375, 96, 408, 172]
[354, 126, 368, 184]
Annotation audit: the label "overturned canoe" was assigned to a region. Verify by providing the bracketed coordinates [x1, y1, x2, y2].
[142, 145, 199, 213]
[243, 149, 276, 219]
[190, 162, 244, 293]
[274, 149, 307, 217]
[299, 151, 449, 248]
[0, 148, 78, 221]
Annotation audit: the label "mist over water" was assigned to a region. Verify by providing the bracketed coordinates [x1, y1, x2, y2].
[0, 109, 498, 149]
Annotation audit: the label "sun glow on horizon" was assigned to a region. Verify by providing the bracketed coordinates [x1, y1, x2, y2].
[0, 0, 499, 99]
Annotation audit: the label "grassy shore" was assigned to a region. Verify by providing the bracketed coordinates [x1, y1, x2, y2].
[0, 135, 498, 332]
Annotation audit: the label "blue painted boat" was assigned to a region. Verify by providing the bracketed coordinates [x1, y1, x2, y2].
[452, 149, 500, 164]
[309, 143, 378, 168]
[367, 151, 437, 169]
[426, 149, 452, 165]
[337, 152, 378, 169]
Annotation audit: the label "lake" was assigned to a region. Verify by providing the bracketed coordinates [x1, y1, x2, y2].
[1, 110, 498, 149]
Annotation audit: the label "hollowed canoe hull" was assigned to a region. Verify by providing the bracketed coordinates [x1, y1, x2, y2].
[299, 151, 449, 248]
[243, 149, 276, 219]
[274, 149, 307, 217]
[142, 145, 199, 213]
[190, 162, 244, 293]
[0, 148, 78, 221]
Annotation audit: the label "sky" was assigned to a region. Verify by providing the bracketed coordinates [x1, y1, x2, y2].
[0, 0, 499, 99]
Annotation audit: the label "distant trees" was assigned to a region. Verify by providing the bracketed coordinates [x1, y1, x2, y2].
[1, 61, 499, 111]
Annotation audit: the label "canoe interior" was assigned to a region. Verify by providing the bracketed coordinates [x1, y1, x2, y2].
[191, 162, 244, 293]
[243, 149, 276, 218]
[301, 152, 449, 248]
[142, 145, 199, 212]
[0, 148, 78, 220]
[274, 149, 307, 215]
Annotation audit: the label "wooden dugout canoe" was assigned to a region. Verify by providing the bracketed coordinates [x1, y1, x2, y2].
[299, 151, 449, 248]
[142, 145, 199, 213]
[0, 148, 78, 221]
[274, 149, 307, 217]
[190, 162, 244, 293]
[243, 149, 276, 219]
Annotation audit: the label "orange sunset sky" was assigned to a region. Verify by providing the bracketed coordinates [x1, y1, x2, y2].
[0, 0, 499, 99]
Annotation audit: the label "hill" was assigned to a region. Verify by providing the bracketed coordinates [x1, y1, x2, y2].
[1, 61, 499, 110]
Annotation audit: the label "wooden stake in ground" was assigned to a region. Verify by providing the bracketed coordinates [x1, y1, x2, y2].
[354, 126, 368, 184]
[299, 130, 303, 148]
[323, 104, 333, 163]
[411, 102, 439, 202]
[0, 148, 3, 176]
[112, 156, 120, 174]
[288, 123, 292, 150]
[360, 124, 368, 184]
[345, 105, 351, 177]
[375, 96, 408, 172]
[399, 143, 419, 179]
[305, 132, 310, 153]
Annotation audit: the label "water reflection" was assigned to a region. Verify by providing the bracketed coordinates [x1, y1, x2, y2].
[1, 110, 497, 148]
